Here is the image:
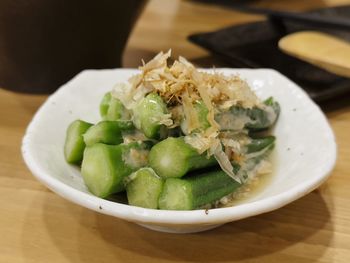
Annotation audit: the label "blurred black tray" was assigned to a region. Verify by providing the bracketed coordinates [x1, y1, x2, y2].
[188, 5, 350, 102]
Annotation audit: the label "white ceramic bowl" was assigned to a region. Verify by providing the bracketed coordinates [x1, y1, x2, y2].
[22, 68, 337, 233]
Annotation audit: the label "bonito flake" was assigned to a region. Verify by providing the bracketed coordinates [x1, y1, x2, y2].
[112, 50, 265, 183]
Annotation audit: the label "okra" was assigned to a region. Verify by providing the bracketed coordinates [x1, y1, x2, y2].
[126, 168, 164, 209]
[133, 93, 169, 139]
[81, 142, 149, 198]
[100, 92, 130, 121]
[158, 135, 275, 210]
[149, 135, 275, 179]
[216, 97, 280, 131]
[158, 169, 241, 210]
[148, 137, 217, 178]
[158, 140, 275, 210]
[100, 92, 111, 118]
[246, 136, 275, 154]
[83, 120, 133, 147]
[181, 100, 210, 134]
[64, 120, 93, 164]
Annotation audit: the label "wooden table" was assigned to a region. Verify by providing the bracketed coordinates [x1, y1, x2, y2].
[1, 0, 350, 262]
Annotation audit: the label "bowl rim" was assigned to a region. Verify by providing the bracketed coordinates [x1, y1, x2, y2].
[21, 68, 337, 225]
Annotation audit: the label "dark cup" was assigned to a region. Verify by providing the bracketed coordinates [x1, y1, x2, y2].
[0, 0, 145, 93]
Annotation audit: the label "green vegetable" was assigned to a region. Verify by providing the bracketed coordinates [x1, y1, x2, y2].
[246, 97, 280, 130]
[100, 92, 130, 121]
[158, 169, 241, 210]
[64, 120, 93, 164]
[158, 135, 275, 210]
[195, 100, 211, 131]
[133, 93, 169, 139]
[181, 100, 210, 134]
[100, 92, 112, 118]
[215, 97, 280, 131]
[126, 168, 164, 209]
[158, 139, 275, 210]
[83, 120, 133, 146]
[246, 136, 276, 154]
[81, 142, 150, 198]
[238, 138, 275, 181]
[66, 79, 279, 208]
[149, 137, 216, 178]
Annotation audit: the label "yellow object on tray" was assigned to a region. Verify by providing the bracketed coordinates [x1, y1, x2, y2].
[278, 31, 350, 78]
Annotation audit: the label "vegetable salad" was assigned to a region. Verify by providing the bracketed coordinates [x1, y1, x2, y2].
[64, 51, 280, 210]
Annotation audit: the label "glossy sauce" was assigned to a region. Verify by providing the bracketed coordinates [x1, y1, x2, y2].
[219, 151, 276, 208]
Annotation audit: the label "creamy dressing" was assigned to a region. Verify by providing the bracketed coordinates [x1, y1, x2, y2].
[122, 148, 149, 169]
[122, 130, 148, 144]
[216, 111, 253, 131]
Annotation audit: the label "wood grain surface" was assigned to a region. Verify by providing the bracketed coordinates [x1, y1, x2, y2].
[1, 0, 350, 262]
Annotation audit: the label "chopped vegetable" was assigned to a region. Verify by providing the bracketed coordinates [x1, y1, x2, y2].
[148, 137, 217, 178]
[126, 167, 164, 209]
[216, 97, 280, 131]
[83, 121, 134, 146]
[83, 120, 133, 146]
[133, 93, 171, 139]
[158, 140, 274, 210]
[100, 92, 111, 118]
[81, 142, 150, 198]
[64, 120, 93, 164]
[181, 100, 210, 134]
[246, 136, 276, 154]
[158, 169, 241, 210]
[100, 92, 130, 121]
